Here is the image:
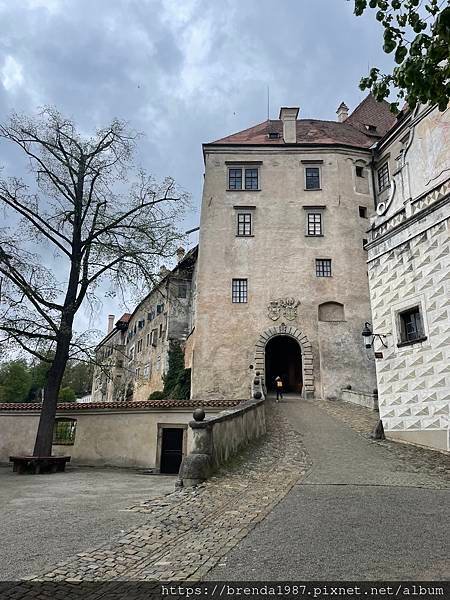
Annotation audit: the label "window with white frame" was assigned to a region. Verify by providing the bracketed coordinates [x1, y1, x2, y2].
[307, 212, 322, 236]
[237, 212, 252, 236]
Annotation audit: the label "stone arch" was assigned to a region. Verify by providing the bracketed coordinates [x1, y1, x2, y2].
[254, 323, 314, 397]
[318, 301, 345, 322]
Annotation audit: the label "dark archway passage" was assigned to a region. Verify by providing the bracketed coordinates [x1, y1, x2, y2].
[265, 335, 302, 393]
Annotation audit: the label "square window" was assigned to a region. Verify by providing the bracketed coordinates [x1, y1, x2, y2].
[316, 259, 332, 277]
[359, 206, 368, 218]
[244, 168, 258, 190]
[307, 212, 322, 236]
[377, 162, 390, 192]
[398, 306, 424, 344]
[53, 419, 77, 445]
[356, 165, 364, 177]
[229, 168, 242, 190]
[237, 213, 252, 236]
[232, 278, 248, 303]
[305, 167, 321, 190]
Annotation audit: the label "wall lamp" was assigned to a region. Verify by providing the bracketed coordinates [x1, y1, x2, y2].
[362, 322, 388, 349]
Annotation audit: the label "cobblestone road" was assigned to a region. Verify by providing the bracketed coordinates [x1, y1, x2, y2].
[16, 403, 310, 586]
[3, 397, 449, 596]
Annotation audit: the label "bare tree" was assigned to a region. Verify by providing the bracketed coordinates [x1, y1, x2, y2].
[0, 107, 188, 456]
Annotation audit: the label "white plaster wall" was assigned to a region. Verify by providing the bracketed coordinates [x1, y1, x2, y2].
[0, 409, 220, 468]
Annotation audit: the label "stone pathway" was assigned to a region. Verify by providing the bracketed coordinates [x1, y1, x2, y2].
[19, 402, 310, 583]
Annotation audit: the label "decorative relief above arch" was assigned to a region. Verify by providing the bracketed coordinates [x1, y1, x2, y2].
[267, 297, 300, 321]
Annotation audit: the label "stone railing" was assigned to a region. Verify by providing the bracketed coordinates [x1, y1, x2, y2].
[179, 395, 266, 487]
[341, 388, 379, 411]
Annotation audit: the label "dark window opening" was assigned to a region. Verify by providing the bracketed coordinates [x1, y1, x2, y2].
[53, 418, 77, 445]
[229, 168, 242, 190]
[359, 206, 368, 218]
[268, 131, 280, 139]
[307, 212, 322, 236]
[232, 278, 248, 303]
[363, 238, 368, 249]
[377, 162, 390, 192]
[399, 306, 424, 344]
[245, 168, 259, 190]
[356, 165, 364, 177]
[316, 259, 332, 277]
[237, 213, 252, 236]
[177, 282, 188, 298]
[305, 167, 320, 190]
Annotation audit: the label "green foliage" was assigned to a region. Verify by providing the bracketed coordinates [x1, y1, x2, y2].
[58, 387, 76, 402]
[162, 342, 185, 395]
[149, 390, 166, 400]
[161, 342, 191, 400]
[354, 0, 450, 112]
[0, 360, 32, 403]
[0, 358, 93, 402]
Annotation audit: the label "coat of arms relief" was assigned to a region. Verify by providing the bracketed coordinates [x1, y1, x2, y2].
[267, 297, 300, 321]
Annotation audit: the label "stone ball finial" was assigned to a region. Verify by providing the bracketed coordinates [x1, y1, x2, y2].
[193, 408, 206, 421]
[254, 391, 262, 400]
[255, 371, 260, 376]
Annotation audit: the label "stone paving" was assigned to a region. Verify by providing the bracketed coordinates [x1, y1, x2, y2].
[19, 402, 310, 583]
[317, 398, 450, 482]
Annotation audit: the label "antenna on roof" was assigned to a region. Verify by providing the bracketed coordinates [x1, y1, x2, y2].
[267, 86, 270, 121]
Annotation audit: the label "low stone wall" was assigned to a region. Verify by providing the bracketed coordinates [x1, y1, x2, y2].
[341, 389, 379, 411]
[179, 396, 266, 486]
[0, 400, 237, 469]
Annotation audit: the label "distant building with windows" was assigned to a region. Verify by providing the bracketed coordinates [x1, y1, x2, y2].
[91, 247, 197, 403]
[190, 95, 396, 402]
[367, 103, 450, 452]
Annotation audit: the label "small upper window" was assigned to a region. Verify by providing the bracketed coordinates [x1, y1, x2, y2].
[232, 278, 248, 303]
[356, 166, 364, 178]
[398, 306, 425, 345]
[307, 213, 322, 236]
[237, 213, 252, 236]
[137, 339, 143, 353]
[268, 131, 280, 139]
[377, 162, 390, 192]
[229, 168, 242, 190]
[305, 167, 320, 190]
[359, 206, 368, 218]
[316, 259, 332, 277]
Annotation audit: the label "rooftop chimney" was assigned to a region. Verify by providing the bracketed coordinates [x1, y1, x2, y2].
[159, 265, 170, 279]
[107, 314, 115, 333]
[279, 107, 299, 143]
[336, 102, 349, 123]
[176, 247, 186, 263]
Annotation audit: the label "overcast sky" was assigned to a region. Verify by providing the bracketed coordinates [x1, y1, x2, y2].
[0, 0, 392, 340]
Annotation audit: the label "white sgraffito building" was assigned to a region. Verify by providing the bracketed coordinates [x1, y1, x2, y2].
[367, 103, 450, 452]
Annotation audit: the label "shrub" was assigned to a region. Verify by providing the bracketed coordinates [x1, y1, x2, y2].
[149, 390, 166, 400]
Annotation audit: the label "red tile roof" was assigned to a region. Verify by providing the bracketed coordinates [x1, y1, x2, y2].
[0, 399, 242, 411]
[206, 94, 396, 149]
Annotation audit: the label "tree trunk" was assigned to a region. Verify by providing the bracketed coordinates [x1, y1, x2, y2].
[32, 325, 73, 457]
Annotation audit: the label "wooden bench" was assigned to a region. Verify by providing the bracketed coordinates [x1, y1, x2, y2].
[9, 455, 71, 474]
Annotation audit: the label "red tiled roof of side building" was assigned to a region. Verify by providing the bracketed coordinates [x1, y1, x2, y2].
[0, 398, 243, 411]
[206, 94, 396, 149]
[117, 313, 131, 324]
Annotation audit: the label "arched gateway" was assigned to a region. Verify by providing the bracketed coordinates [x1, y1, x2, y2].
[254, 324, 315, 398]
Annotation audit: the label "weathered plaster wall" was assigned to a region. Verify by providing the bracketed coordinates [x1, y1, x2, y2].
[341, 388, 378, 410]
[0, 408, 227, 468]
[192, 147, 377, 400]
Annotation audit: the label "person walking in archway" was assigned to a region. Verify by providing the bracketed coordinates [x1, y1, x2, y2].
[275, 375, 284, 402]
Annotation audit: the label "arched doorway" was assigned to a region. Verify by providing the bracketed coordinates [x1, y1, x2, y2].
[265, 335, 302, 393]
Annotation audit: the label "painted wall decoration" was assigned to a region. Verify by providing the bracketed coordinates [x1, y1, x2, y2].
[267, 298, 300, 321]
